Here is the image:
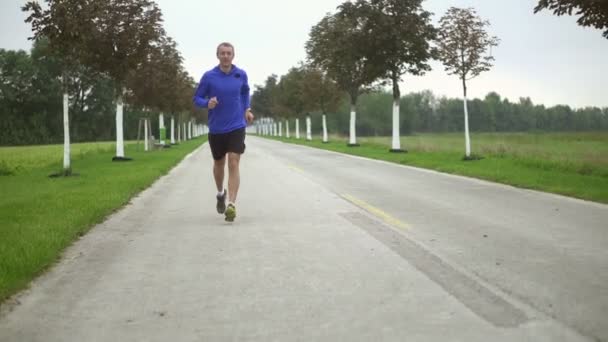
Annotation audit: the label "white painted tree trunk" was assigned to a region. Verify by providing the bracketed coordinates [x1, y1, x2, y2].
[159, 113, 165, 145]
[170, 116, 176, 144]
[286, 120, 290, 138]
[62, 92, 70, 171]
[115, 92, 125, 158]
[391, 99, 401, 150]
[274, 123, 277, 136]
[322, 114, 328, 143]
[144, 118, 149, 151]
[306, 116, 312, 141]
[295, 119, 300, 139]
[349, 104, 357, 145]
[279, 122, 282, 137]
[464, 93, 471, 157]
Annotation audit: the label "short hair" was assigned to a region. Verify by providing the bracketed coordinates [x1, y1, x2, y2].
[216, 42, 234, 56]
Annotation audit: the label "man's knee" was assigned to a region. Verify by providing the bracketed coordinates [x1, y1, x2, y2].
[227, 153, 240, 170]
[214, 157, 226, 168]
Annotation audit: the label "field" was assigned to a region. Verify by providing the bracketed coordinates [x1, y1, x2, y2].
[266, 132, 608, 203]
[0, 138, 207, 303]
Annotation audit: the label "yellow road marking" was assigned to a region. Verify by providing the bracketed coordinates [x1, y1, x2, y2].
[342, 194, 410, 230]
[287, 164, 304, 173]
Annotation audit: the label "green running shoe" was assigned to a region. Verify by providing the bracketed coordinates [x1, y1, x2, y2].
[224, 203, 236, 222]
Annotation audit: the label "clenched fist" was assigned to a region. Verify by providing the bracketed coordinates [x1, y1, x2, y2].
[245, 109, 255, 124]
[208, 96, 219, 109]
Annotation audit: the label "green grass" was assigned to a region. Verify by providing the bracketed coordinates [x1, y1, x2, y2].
[264, 132, 608, 204]
[0, 138, 206, 303]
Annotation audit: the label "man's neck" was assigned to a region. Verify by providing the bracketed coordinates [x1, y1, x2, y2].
[219, 64, 232, 74]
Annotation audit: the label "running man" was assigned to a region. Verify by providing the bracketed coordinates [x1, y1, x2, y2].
[193, 42, 254, 222]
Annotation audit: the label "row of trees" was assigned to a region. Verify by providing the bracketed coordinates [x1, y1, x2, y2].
[251, 0, 500, 158]
[254, 89, 608, 138]
[252, 0, 607, 157]
[13, 0, 200, 175]
[333, 91, 608, 135]
[0, 40, 204, 146]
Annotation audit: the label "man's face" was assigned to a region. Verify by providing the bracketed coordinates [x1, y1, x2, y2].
[217, 46, 234, 68]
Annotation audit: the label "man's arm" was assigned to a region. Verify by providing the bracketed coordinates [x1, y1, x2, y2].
[241, 72, 254, 123]
[240, 71, 250, 113]
[193, 74, 210, 108]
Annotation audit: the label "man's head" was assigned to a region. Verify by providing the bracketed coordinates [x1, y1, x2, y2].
[216, 42, 234, 69]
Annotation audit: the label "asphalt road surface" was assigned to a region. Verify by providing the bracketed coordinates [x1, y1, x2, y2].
[1, 136, 606, 342]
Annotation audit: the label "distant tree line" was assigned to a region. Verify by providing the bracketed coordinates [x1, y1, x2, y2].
[0, 39, 202, 146]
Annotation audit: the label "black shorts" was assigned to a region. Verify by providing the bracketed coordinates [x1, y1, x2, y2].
[208, 127, 246, 160]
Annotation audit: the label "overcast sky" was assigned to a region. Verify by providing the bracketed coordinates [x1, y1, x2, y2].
[1, 0, 606, 108]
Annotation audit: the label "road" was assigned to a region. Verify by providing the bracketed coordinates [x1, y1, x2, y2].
[1, 135, 606, 341]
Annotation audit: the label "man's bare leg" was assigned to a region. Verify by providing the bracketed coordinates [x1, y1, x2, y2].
[213, 157, 226, 193]
[227, 152, 241, 204]
[213, 157, 227, 214]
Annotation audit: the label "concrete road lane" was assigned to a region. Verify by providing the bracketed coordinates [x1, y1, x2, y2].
[0, 137, 601, 342]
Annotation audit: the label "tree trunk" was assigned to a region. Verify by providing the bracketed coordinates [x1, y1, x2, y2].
[159, 113, 166, 145]
[279, 121, 282, 137]
[286, 120, 290, 138]
[115, 88, 125, 158]
[295, 118, 300, 139]
[306, 115, 312, 141]
[170, 115, 176, 144]
[391, 71, 402, 152]
[463, 77, 471, 157]
[62, 75, 71, 173]
[144, 118, 149, 151]
[349, 91, 358, 146]
[322, 114, 328, 143]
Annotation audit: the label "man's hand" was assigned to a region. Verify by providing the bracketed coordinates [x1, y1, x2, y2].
[208, 97, 219, 109]
[245, 108, 255, 124]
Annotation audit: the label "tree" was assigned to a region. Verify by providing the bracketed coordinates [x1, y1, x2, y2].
[300, 65, 343, 142]
[23, 0, 98, 175]
[436, 7, 499, 159]
[534, 0, 608, 39]
[364, 0, 435, 152]
[0, 46, 62, 146]
[128, 34, 184, 146]
[251, 74, 279, 118]
[276, 67, 306, 120]
[251, 75, 281, 137]
[84, 0, 164, 160]
[306, 3, 385, 146]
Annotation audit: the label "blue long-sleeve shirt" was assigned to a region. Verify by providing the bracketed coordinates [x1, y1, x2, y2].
[193, 64, 250, 134]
